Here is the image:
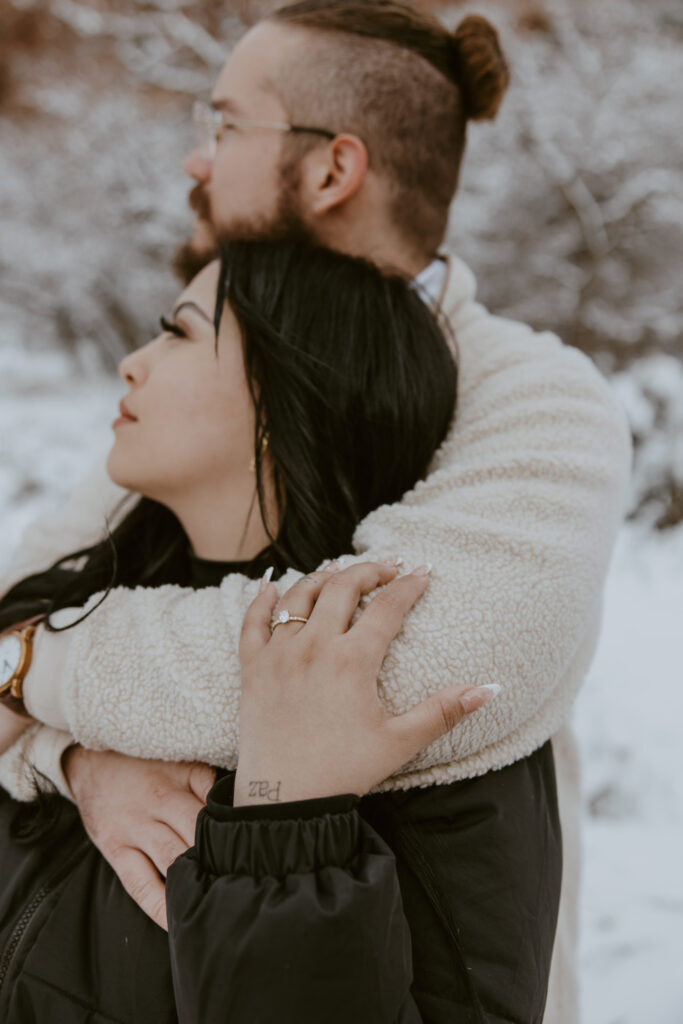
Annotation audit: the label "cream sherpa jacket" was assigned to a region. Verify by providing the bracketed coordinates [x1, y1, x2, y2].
[0, 254, 631, 802]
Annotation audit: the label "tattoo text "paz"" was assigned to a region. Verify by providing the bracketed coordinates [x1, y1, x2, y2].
[248, 780, 282, 802]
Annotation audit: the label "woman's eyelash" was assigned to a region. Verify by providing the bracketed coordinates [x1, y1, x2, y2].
[159, 315, 186, 338]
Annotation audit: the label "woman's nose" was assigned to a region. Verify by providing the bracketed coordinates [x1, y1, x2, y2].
[118, 348, 146, 387]
[183, 148, 213, 185]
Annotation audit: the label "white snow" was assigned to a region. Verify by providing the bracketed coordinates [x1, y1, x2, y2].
[576, 526, 683, 1022]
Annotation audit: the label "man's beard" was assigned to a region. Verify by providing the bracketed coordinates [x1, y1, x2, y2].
[172, 159, 316, 285]
[172, 184, 217, 283]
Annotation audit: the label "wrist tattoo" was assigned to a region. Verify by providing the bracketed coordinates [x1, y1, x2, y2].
[248, 779, 282, 802]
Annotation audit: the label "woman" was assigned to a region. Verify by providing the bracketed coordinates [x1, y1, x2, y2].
[0, 239, 560, 1023]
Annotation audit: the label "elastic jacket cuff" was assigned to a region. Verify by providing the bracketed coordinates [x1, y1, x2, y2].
[197, 771, 362, 878]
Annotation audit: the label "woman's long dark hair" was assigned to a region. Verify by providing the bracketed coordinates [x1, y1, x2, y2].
[0, 240, 456, 637]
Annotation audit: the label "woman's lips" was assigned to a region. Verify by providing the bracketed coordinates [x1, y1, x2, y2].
[113, 399, 138, 429]
[112, 415, 136, 429]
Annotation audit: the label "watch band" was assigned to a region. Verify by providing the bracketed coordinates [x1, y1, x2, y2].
[0, 617, 43, 717]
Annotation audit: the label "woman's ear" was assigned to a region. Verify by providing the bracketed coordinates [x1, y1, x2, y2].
[302, 134, 369, 215]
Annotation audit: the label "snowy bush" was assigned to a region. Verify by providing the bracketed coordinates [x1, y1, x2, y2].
[612, 355, 683, 529]
[442, 0, 683, 523]
[1, 0, 681, 524]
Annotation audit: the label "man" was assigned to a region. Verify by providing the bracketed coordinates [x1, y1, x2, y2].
[0, 2, 631, 1021]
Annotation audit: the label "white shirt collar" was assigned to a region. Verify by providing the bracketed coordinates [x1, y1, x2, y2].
[411, 257, 449, 308]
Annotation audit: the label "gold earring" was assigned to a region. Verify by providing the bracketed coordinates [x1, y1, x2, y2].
[250, 433, 269, 473]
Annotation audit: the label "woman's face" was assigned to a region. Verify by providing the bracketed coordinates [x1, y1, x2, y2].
[107, 261, 255, 509]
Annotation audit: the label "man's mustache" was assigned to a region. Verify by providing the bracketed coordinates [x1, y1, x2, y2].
[188, 184, 211, 221]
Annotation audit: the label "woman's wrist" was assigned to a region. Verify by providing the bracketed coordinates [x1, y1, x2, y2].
[233, 757, 358, 802]
[233, 765, 346, 807]
[233, 765, 314, 806]
[234, 773, 283, 806]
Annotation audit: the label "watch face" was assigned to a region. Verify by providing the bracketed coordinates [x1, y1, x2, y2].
[0, 634, 22, 687]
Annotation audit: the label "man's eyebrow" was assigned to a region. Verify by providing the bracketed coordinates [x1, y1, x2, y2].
[172, 301, 214, 326]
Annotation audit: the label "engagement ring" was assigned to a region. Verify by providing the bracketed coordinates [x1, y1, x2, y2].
[271, 609, 309, 632]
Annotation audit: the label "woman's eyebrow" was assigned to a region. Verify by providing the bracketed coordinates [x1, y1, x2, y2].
[211, 96, 244, 116]
[171, 301, 213, 326]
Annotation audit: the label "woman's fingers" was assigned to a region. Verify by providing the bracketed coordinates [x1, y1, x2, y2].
[241, 560, 418, 662]
[308, 561, 400, 633]
[241, 565, 340, 655]
[347, 568, 432, 672]
[268, 565, 340, 642]
[388, 684, 501, 766]
[239, 580, 279, 661]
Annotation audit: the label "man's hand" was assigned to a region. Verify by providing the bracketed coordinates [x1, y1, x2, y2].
[63, 745, 215, 931]
[0, 704, 34, 753]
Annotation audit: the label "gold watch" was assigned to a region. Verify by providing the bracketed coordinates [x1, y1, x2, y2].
[0, 618, 42, 716]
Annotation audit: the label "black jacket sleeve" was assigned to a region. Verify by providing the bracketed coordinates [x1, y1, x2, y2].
[166, 772, 426, 1024]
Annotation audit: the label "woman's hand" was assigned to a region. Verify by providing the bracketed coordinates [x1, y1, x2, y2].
[235, 561, 499, 806]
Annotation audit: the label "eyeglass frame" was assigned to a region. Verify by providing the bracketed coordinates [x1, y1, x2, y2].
[192, 100, 337, 160]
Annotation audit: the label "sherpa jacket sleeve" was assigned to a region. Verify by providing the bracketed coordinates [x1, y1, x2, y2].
[0, 257, 633, 798]
[166, 772, 424, 1024]
[0, 462, 134, 800]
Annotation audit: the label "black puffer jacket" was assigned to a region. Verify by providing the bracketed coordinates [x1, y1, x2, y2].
[0, 738, 560, 1024]
[168, 746, 561, 1024]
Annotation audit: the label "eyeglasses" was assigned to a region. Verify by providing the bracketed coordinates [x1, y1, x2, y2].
[192, 101, 336, 160]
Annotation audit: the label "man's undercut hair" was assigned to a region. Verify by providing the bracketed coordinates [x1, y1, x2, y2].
[268, 0, 510, 257]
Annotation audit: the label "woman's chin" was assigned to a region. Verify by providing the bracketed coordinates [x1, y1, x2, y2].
[105, 454, 171, 509]
[106, 449, 143, 494]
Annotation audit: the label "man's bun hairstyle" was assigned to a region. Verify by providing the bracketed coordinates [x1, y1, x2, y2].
[449, 15, 509, 122]
[270, 0, 510, 256]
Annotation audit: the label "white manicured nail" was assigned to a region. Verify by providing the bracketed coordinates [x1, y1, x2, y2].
[411, 563, 432, 576]
[460, 684, 501, 713]
[258, 566, 274, 594]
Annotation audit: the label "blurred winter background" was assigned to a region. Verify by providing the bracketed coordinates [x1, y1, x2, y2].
[0, 0, 681, 1019]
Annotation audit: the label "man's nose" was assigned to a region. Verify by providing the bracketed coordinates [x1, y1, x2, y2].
[183, 148, 213, 184]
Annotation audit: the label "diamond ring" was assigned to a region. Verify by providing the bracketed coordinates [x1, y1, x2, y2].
[270, 609, 309, 633]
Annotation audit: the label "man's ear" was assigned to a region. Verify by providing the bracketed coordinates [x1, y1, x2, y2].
[302, 134, 369, 215]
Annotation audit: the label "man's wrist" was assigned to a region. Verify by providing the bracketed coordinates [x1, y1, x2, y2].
[0, 704, 35, 752]
[62, 742, 85, 797]
[22, 623, 71, 730]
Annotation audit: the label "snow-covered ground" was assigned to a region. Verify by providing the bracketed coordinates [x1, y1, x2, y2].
[576, 526, 683, 1022]
[1, 347, 681, 1022]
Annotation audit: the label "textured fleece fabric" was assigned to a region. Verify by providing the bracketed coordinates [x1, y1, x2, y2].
[0, 252, 631, 797]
